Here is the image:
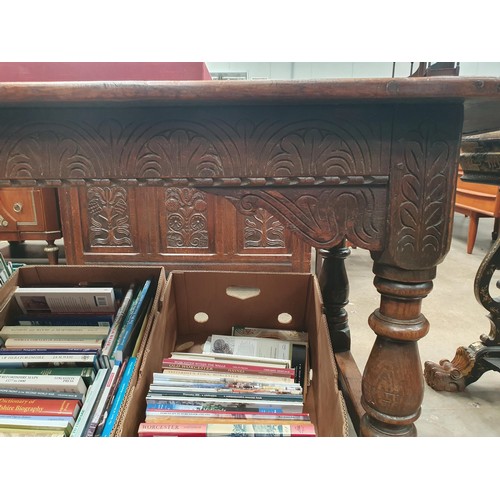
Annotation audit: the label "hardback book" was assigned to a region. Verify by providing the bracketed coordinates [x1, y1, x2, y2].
[0, 325, 111, 339]
[3, 338, 104, 350]
[160, 368, 295, 385]
[0, 426, 66, 437]
[0, 366, 96, 387]
[170, 351, 291, 368]
[15, 313, 114, 327]
[0, 387, 86, 401]
[138, 422, 316, 437]
[0, 414, 75, 436]
[69, 367, 109, 437]
[0, 373, 88, 395]
[0, 397, 81, 418]
[13, 286, 116, 315]
[0, 352, 99, 369]
[232, 326, 309, 343]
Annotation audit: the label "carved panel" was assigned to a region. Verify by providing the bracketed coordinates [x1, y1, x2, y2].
[243, 209, 286, 248]
[87, 186, 132, 247]
[218, 186, 387, 250]
[164, 188, 209, 248]
[383, 103, 463, 269]
[0, 106, 391, 182]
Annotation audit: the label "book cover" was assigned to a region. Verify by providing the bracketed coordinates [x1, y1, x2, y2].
[0, 325, 111, 339]
[161, 358, 295, 379]
[0, 397, 81, 418]
[138, 422, 316, 437]
[69, 367, 109, 437]
[100, 356, 137, 437]
[0, 366, 96, 386]
[85, 363, 120, 437]
[3, 338, 104, 350]
[13, 286, 116, 314]
[0, 373, 87, 395]
[101, 283, 136, 365]
[15, 313, 114, 327]
[111, 279, 152, 364]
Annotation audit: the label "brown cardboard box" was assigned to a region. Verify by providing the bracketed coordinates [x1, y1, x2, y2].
[117, 270, 348, 437]
[0, 265, 167, 436]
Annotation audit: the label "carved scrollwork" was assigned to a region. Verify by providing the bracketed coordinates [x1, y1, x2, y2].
[165, 188, 209, 248]
[219, 186, 386, 249]
[87, 186, 132, 246]
[244, 209, 285, 248]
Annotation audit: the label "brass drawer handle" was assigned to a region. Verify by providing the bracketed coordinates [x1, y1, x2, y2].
[0, 215, 8, 227]
[12, 202, 23, 213]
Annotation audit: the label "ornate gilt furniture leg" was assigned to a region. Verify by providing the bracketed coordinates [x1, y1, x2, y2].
[318, 238, 351, 352]
[424, 234, 500, 391]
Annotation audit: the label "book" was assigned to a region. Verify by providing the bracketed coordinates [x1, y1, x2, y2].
[144, 407, 312, 421]
[205, 333, 309, 388]
[15, 313, 114, 327]
[100, 356, 137, 437]
[2, 338, 104, 350]
[100, 284, 136, 366]
[0, 387, 85, 401]
[170, 350, 292, 368]
[85, 363, 120, 437]
[0, 414, 75, 436]
[145, 416, 311, 426]
[138, 422, 316, 437]
[0, 426, 66, 437]
[160, 368, 295, 385]
[144, 396, 303, 414]
[161, 358, 295, 379]
[232, 326, 309, 342]
[0, 352, 99, 368]
[13, 286, 116, 314]
[111, 279, 152, 364]
[69, 367, 109, 437]
[0, 373, 87, 395]
[0, 325, 110, 339]
[0, 397, 81, 417]
[0, 366, 96, 387]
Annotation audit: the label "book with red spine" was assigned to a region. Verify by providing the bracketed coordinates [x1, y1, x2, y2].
[138, 422, 316, 437]
[161, 358, 295, 379]
[0, 397, 81, 418]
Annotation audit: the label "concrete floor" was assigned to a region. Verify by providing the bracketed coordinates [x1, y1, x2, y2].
[345, 213, 500, 437]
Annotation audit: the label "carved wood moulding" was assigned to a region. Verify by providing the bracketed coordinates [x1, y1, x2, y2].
[0, 105, 391, 183]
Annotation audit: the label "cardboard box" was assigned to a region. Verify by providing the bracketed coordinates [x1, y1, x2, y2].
[0, 265, 167, 436]
[117, 270, 348, 437]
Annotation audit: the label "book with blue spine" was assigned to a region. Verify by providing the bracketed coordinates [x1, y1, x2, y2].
[100, 356, 137, 437]
[111, 280, 152, 365]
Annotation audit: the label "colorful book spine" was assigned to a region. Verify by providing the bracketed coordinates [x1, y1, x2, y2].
[0, 387, 85, 401]
[0, 325, 111, 338]
[161, 358, 295, 378]
[0, 397, 81, 417]
[0, 366, 96, 386]
[69, 367, 109, 437]
[100, 356, 137, 437]
[0, 373, 87, 395]
[0, 415, 75, 435]
[101, 284, 136, 366]
[85, 363, 120, 437]
[16, 314, 114, 327]
[111, 280, 152, 364]
[3, 338, 104, 350]
[0, 352, 99, 369]
[138, 422, 317, 437]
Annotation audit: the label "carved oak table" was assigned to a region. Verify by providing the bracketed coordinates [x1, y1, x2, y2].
[1, 78, 499, 437]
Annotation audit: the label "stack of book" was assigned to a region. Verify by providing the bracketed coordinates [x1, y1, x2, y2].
[138, 347, 316, 437]
[0, 278, 155, 437]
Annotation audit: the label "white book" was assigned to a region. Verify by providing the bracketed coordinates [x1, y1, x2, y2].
[13, 286, 116, 314]
[3, 338, 104, 350]
[159, 369, 295, 385]
[171, 350, 291, 368]
[0, 352, 98, 368]
[70, 367, 109, 437]
[0, 325, 110, 339]
[0, 373, 87, 394]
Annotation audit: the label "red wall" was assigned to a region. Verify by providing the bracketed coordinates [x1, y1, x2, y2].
[0, 62, 212, 81]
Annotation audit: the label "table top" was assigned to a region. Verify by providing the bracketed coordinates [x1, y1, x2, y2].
[0, 77, 499, 134]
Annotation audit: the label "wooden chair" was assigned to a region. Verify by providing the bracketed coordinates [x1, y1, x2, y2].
[455, 166, 500, 253]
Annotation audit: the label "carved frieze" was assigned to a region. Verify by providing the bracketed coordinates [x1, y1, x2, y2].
[244, 209, 286, 248]
[164, 188, 209, 248]
[87, 186, 132, 247]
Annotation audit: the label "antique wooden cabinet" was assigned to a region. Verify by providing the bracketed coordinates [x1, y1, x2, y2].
[0, 187, 62, 264]
[58, 185, 311, 272]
